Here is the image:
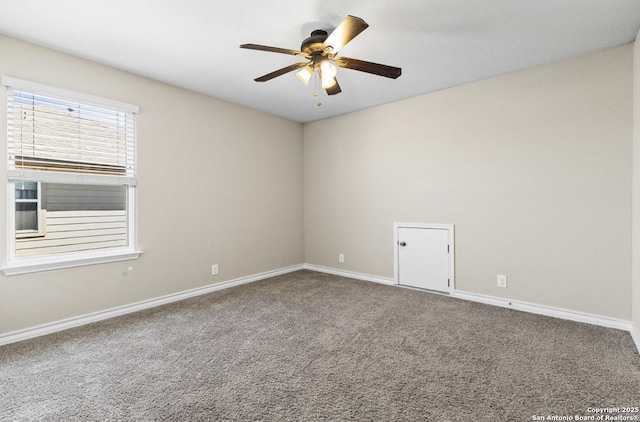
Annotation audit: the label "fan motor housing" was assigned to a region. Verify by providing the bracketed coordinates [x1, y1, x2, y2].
[300, 30, 329, 55]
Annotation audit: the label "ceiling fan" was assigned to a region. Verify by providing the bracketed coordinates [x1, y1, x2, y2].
[240, 15, 402, 96]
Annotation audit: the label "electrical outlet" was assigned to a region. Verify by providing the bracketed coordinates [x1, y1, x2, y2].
[497, 274, 507, 288]
[212, 264, 219, 275]
[338, 253, 344, 263]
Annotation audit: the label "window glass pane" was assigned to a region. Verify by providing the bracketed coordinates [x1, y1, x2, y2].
[14, 182, 128, 257]
[42, 183, 126, 211]
[15, 181, 38, 200]
[16, 202, 38, 231]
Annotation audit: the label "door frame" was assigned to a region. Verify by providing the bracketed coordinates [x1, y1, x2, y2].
[393, 222, 455, 295]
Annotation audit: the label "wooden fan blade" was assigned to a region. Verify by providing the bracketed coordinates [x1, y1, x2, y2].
[254, 62, 308, 82]
[240, 43, 309, 58]
[336, 56, 402, 79]
[322, 15, 369, 54]
[325, 78, 342, 96]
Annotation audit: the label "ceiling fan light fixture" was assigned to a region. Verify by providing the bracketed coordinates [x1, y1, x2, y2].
[320, 61, 338, 89]
[296, 65, 314, 85]
[320, 60, 337, 79]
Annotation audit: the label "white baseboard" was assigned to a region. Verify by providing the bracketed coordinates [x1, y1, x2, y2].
[453, 290, 632, 332]
[631, 322, 640, 353]
[0, 264, 304, 347]
[303, 264, 395, 286]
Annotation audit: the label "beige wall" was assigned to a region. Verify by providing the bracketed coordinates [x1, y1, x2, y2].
[305, 45, 633, 319]
[633, 31, 640, 332]
[0, 35, 305, 334]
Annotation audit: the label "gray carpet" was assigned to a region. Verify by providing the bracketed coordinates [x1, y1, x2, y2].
[1, 270, 639, 421]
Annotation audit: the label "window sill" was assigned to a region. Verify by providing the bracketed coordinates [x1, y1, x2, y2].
[2, 249, 143, 276]
[15, 231, 46, 239]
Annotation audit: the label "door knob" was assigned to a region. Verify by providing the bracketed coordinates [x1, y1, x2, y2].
[399, 241, 407, 247]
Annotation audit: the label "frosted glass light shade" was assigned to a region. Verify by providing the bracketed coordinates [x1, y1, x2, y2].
[296, 65, 314, 85]
[320, 61, 338, 89]
[320, 61, 337, 79]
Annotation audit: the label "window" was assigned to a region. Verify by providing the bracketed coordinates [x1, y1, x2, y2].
[3, 77, 141, 275]
[15, 181, 43, 236]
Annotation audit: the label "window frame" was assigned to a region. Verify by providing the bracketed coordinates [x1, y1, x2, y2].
[2, 77, 142, 275]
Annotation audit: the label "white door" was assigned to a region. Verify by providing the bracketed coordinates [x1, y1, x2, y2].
[397, 226, 450, 293]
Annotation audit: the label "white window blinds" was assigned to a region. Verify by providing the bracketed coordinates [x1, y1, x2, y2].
[4, 77, 138, 186]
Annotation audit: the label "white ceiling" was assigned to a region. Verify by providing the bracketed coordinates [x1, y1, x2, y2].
[0, 1, 639, 123]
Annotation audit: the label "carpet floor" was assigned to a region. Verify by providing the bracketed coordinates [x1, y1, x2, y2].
[1, 270, 639, 421]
